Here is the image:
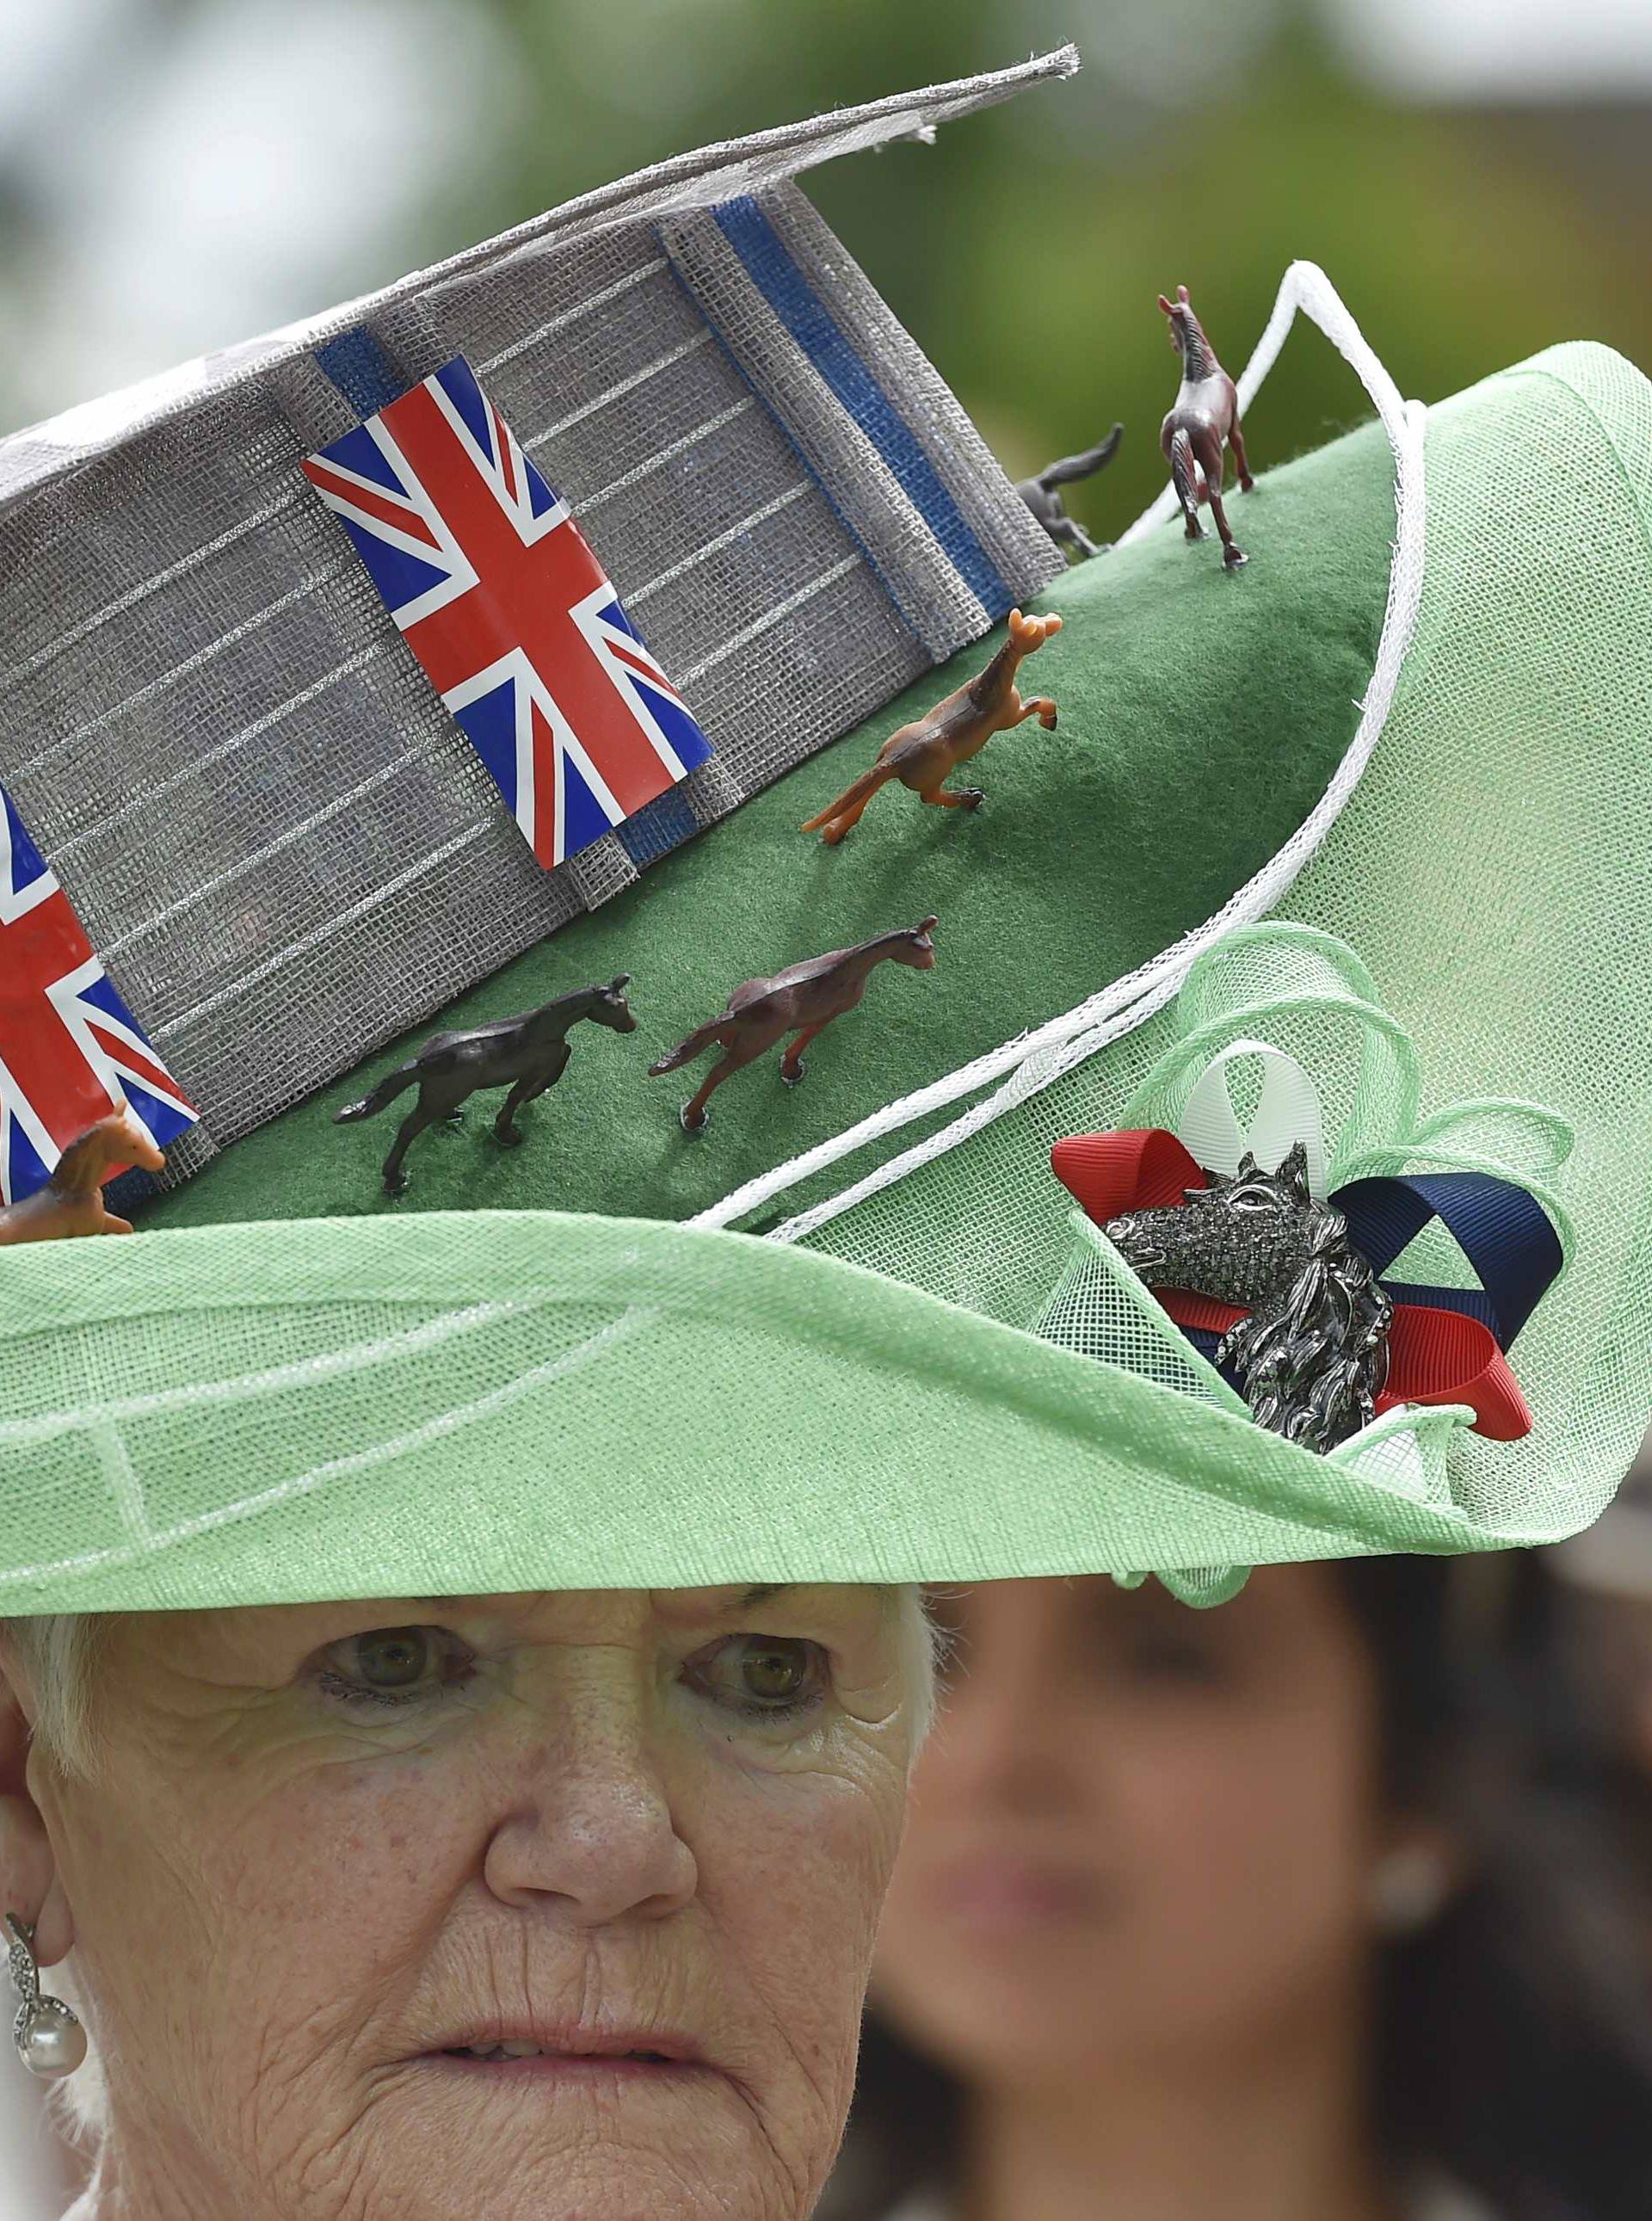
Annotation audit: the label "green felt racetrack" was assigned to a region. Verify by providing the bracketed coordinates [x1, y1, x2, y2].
[138, 416, 1395, 1234]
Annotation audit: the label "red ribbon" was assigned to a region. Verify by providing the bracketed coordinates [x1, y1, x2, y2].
[1050, 1129, 1532, 1441]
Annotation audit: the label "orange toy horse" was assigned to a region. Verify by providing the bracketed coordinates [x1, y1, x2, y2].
[799, 609, 1061, 845]
[0, 1108, 164, 1246]
[650, 916, 938, 1133]
[1158, 283, 1254, 569]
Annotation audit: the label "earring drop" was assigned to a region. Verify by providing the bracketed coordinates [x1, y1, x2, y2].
[5, 1913, 86, 2079]
[1368, 1844, 1451, 1937]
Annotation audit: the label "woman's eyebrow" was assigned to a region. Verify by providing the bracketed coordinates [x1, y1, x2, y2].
[734, 1583, 798, 1609]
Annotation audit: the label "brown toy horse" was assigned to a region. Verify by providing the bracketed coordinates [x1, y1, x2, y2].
[1158, 284, 1254, 569]
[650, 916, 939, 1133]
[0, 1107, 164, 1245]
[799, 609, 1061, 845]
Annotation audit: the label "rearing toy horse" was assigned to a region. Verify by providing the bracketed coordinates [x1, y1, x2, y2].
[650, 916, 938, 1133]
[799, 610, 1061, 845]
[1158, 283, 1254, 570]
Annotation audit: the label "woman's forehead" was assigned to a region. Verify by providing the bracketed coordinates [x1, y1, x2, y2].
[131, 1583, 890, 1659]
[934, 1566, 1347, 1645]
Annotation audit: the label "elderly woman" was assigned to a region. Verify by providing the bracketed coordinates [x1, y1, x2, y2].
[0, 1169, 954, 2221]
[0, 1582, 932, 2221]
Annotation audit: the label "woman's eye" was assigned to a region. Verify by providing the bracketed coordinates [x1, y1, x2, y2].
[1120, 1631, 1227, 1687]
[315, 1625, 472, 1710]
[683, 1634, 829, 1721]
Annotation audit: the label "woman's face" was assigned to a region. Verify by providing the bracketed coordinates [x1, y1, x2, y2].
[14, 1585, 914, 2221]
[874, 1568, 1384, 2083]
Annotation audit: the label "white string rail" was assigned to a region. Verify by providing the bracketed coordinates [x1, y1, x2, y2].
[690, 261, 1428, 1242]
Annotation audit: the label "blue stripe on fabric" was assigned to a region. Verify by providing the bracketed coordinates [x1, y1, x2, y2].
[103, 1165, 163, 1217]
[314, 329, 408, 418]
[656, 245, 921, 643]
[618, 787, 699, 867]
[711, 195, 1011, 616]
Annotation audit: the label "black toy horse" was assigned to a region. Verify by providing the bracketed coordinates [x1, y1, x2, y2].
[1105, 1140, 1391, 1451]
[336, 976, 637, 1195]
[1014, 424, 1123, 561]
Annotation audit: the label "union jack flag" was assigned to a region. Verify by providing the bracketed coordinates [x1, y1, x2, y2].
[0, 786, 196, 1206]
[302, 355, 712, 871]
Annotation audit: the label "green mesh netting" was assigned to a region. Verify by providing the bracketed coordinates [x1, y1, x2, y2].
[794, 342, 1652, 1555]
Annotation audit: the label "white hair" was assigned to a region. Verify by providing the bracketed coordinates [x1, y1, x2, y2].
[0, 1614, 114, 1786]
[897, 1584, 943, 1750]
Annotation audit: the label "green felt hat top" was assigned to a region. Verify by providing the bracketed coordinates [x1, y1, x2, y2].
[136, 400, 1396, 1236]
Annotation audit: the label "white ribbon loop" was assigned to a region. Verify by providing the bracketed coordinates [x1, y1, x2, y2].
[1175, 1039, 1329, 1197]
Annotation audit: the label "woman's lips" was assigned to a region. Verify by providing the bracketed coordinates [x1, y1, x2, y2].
[424, 2049, 711, 2082]
[416, 2027, 716, 2082]
[925, 1854, 1111, 1931]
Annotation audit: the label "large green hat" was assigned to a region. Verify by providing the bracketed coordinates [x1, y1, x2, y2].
[2, 59, 1649, 1615]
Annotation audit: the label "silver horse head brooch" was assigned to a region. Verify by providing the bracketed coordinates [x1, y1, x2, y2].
[1103, 1140, 1393, 1453]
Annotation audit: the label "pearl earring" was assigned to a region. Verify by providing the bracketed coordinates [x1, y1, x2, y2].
[1368, 1843, 1452, 1937]
[5, 1913, 86, 2080]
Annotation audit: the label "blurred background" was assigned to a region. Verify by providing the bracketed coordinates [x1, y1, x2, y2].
[3, 0, 1651, 521]
[2, 1, 1650, 2214]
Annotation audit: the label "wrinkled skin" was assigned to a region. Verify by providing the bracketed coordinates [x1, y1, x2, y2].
[0, 1586, 914, 2221]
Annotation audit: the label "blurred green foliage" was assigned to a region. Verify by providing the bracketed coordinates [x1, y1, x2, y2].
[449, 0, 1652, 527]
[3, 0, 1648, 530]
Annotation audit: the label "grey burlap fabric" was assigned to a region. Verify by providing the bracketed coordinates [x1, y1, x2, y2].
[0, 52, 1071, 1188]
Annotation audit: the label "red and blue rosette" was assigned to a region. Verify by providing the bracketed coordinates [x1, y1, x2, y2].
[1050, 1127, 1563, 1441]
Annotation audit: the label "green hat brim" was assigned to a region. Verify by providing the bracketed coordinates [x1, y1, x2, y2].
[0, 1207, 1486, 1619]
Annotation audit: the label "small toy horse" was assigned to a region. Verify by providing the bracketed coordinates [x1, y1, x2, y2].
[1015, 424, 1123, 561]
[336, 976, 638, 1195]
[650, 916, 938, 1134]
[1158, 284, 1254, 570]
[800, 610, 1061, 846]
[1104, 1141, 1390, 1451]
[0, 1107, 164, 1245]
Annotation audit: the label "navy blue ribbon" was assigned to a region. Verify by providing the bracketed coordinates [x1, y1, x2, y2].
[1334, 1170, 1562, 1350]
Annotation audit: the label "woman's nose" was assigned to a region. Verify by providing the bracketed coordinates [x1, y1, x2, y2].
[484, 1722, 699, 1925]
[917, 1668, 1082, 1820]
